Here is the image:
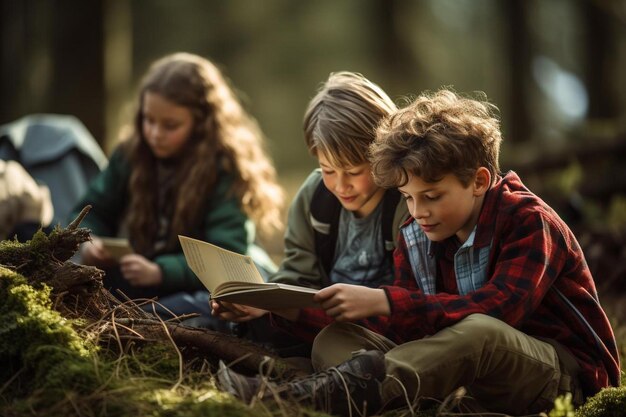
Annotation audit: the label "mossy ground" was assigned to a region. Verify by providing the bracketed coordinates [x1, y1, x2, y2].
[0, 260, 624, 417]
[0, 266, 275, 417]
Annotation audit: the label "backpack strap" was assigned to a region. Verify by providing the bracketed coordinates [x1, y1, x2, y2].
[310, 180, 341, 283]
[310, 180, 402, 285]
[381, 188, 401, 254]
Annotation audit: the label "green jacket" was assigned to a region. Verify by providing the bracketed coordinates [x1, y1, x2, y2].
[69, 146, 258, 293]
[270, 169, 409, 288]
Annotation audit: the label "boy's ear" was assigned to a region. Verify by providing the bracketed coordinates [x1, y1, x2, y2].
[472, 167, 491, 196]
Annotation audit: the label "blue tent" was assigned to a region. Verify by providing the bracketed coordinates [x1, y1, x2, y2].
[0, 114, 108, 227]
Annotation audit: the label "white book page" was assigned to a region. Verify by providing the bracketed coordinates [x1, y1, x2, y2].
[178, 235, 265, 293]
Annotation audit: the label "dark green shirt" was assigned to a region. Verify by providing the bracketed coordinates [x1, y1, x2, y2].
[69, 146, 254, 293]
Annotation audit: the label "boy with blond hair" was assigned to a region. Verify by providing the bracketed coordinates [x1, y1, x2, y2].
[212, 71, 408, 354]
[219, 89, 620, 416]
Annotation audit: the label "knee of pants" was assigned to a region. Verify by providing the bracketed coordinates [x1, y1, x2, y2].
[451, 314, 513, 351]
[313, 322, 360, 349]
[311, 322, 363, 369]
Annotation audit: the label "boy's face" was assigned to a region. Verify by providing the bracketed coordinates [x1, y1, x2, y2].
[398, 169, 489, 243]
[318, 152, 385, 218]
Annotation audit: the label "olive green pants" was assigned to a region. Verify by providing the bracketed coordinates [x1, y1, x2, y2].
[311, 314, 581, 415]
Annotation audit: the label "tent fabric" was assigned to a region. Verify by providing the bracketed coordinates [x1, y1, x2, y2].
[0, 114, 108, 226]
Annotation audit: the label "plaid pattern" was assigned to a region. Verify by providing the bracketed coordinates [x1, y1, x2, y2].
[401, 220, 437, 294]
[272, 171, 620, 398]
[401, 222, 492, 296]
[452, 229, 492, 294]
[383, 171, 620, 397]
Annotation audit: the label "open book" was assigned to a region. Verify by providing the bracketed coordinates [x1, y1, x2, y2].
[100, 237, 133, 261]
[178, 235, 319, 310]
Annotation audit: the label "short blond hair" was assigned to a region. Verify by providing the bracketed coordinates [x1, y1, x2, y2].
[370, 89, 502, 188]
[303, 72, 396, 167]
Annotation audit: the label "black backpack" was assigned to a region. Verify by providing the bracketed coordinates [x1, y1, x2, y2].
[310, 180, 402, 286]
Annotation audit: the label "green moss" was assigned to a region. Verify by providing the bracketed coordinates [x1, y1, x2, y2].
[0, 231, 50, 271]
[30, 346, 100, 393]
[0, 269, 89, 360]
[139, 385, 251, 417]
[0, 264, 304, 417]
[126, 342, 182, 378]
[575, 387, 626, 417]
[0, 265, 101, 410]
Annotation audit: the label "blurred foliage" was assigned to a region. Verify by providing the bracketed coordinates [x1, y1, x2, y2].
[1, 0, 625, 265]
[550, 393, 575, 417]
[2, 0, 625, 175]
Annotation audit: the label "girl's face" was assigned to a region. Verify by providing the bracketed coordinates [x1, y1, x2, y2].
[142, 91, 194, 159]
[318, 151, 385, 218]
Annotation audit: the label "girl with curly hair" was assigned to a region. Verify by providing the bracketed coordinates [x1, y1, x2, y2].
[71, 52, 284, 312]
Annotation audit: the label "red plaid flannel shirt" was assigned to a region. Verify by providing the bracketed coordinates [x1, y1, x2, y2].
[273, 172, 620, 397]
[383, 172, 620, 396]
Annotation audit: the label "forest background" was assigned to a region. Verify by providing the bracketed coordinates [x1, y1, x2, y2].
[1, 0, 625, 293]
[1, 2, 626, 414]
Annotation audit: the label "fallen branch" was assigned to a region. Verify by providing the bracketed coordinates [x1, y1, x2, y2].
[0, 206, 305, 379]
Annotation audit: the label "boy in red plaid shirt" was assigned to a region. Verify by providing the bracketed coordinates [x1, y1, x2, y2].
[218, 89, 620, 416]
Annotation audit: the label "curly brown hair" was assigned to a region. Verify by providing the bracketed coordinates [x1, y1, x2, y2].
[123, 53, 284, 254]
[370, 89, 502, 188]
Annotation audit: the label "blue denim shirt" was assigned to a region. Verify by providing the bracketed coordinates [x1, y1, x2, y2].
[400, 222, 491, 295]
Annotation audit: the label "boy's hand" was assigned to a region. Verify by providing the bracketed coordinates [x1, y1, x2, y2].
[315, 283, 391, 321]
[211, 300, 268, 322]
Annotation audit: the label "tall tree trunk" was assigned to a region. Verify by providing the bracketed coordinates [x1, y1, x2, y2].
[504, 0, 532, 143]
[584, 0, 619, 120]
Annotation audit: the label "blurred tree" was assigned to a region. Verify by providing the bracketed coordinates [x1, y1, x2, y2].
[504, 0, 532, 143]
[0, 0, 105, 142]
[103, 0, 132, 154]
[1, 0, 625, 228]
[370, 0, 421, 95]
[584, 0, 620, 119]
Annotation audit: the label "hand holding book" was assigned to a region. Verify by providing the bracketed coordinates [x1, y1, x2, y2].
[179, 236, 319, 310]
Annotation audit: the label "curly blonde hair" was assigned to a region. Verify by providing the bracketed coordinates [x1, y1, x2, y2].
[370, 89, 502, 188]
[124, 53, 284, 254]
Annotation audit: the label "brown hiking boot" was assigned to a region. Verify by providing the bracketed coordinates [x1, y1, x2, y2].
[218, 350, 386, 416]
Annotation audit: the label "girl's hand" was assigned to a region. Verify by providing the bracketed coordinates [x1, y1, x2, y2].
[211, 300, 268, 322]
[314, 283, 391, 321]
[80, 237, 116, 268]
[119, 254, 163, 287]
